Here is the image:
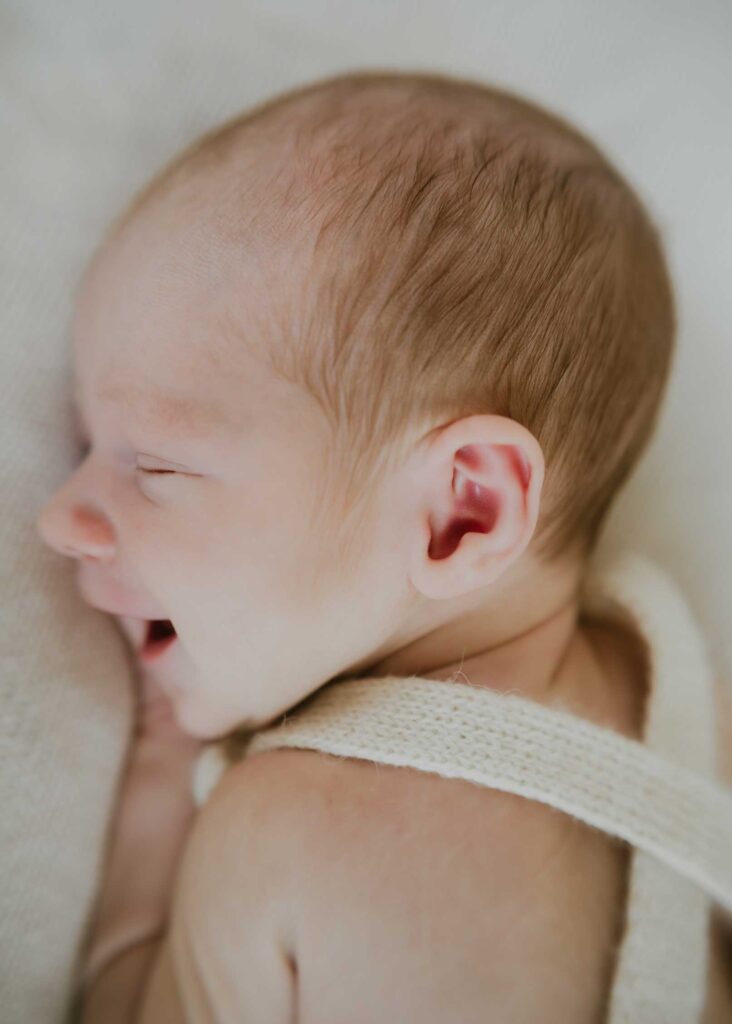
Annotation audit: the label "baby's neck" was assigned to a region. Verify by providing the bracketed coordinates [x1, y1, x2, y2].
[417, 599, 580, 699]
[418, 607, 648, 743]
[358, 553, 587, 705]
[353, 553, 648, 742]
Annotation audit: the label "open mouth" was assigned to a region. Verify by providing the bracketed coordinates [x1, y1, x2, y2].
[140, 619, 178, 662]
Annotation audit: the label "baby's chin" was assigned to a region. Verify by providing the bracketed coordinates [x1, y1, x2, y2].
[112, 616, 231, 738]
[143, 639, 191, 697]
[169, 685, 237, 741]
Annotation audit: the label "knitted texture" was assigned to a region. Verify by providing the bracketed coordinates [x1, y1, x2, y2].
[580, 551, 716, 1023]
[190, 550, 729, 1022]
[240, 678, 732, 910]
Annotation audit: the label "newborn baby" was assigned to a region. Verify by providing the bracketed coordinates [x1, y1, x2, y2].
[35, 70, 732, 1021]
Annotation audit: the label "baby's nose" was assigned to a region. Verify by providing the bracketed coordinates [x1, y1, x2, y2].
[36, 495, 116, 561]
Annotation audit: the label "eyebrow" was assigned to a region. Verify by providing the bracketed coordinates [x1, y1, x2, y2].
[71, 385, 231, 438]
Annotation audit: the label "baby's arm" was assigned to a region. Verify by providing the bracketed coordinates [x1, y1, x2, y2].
[137, 754, 297, 1023]
[76, 671, 203, 1023]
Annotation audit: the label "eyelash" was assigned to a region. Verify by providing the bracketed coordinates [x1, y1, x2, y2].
[75, 442, 177, 477]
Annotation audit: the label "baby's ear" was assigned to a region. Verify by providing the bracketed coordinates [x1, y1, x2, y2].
[406, 414, 545, 601]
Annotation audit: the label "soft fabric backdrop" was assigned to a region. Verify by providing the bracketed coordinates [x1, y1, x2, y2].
[1, 1, 730, 1020]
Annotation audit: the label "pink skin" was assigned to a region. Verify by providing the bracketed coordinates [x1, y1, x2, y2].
[35, 180, 585, 743]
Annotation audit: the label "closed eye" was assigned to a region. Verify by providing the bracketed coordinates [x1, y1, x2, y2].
[136, 453, 196, 475]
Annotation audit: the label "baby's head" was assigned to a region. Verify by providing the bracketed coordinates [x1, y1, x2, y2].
[36, 71, 675, 739]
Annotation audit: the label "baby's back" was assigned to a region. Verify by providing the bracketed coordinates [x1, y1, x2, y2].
[282, 744, 628, 1023]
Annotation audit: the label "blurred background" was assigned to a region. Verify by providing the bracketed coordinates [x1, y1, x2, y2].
[2, 1, 731, 1020]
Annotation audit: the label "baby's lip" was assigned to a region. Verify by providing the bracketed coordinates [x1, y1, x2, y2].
[76, 576, 173, 654]
[77, 577, 167, 625]
[139, 621, 178, 663]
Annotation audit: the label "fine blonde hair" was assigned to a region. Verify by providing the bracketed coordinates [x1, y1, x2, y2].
[112, 70, 676, 569]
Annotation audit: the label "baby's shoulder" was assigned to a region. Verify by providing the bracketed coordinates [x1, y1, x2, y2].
[209, 744, 629, 1023]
